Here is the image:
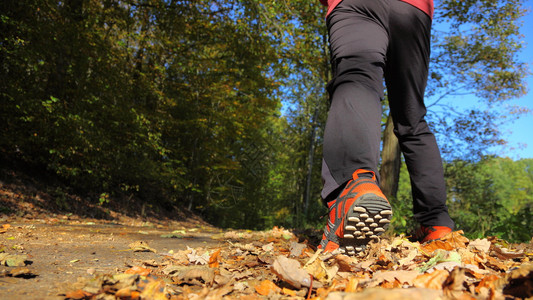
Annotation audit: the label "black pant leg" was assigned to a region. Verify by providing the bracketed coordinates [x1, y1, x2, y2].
[385, 0, 454, 228]
[321, 0, 390, 199]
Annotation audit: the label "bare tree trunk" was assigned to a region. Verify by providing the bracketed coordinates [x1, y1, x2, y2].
[380, 113, 401, 199]
[304, 108, 319, 218]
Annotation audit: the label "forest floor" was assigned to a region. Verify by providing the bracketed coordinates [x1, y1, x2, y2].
[0, 165, 532, 299]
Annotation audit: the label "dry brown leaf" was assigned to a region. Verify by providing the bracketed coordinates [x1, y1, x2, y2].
[177, 267, 215, 286]
[373, 270, 420, 286]
[271, 255, 323, 289]
[115, 287, 135, 298]
[125, 266, 151, 276]
[206, 280, 234, 299]
[139, 279, 167, 300]
[208, 249, 221, 268]
[128, 241, 156, 253]
[254, 279, 280, 296]
[413, 269, 449, 290]
[232, 269, 253, 280]
[475, 274, 499, 294]
[187, 248, 210, 265]
[290, 242, 307, 257]
[495, 262, 533, 299]
[441, 230, 469, 248]
[334, 254, 357, 272]
[64, 289, 93, 299]
[345, 277, 358, 292]
[327, 288, 443, 300]
[282, 287, 297, 296]
[262, 242, 274, 253]
[493, 245, 525, 259]
[486, 256, 510, 271]
[0, 253, 30, 267]
[0, 224, 11, 234]
[7, 267, 35, 278]
[398, 249, 419, 267]
[421, 240, 455, 253]
[443, 267, 467, 298]
[468, 238, 491, 253]
[162, 265, 184, 276]
[304, 257, 327, 281]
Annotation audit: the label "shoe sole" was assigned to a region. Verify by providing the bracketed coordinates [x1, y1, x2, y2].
[339, 194, 392, 255]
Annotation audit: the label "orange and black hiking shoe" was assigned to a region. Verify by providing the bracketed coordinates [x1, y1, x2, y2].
[318, 169, 392, 255]
[415, 225, 452, 243]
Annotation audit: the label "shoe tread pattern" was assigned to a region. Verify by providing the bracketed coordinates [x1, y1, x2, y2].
[339, 194, 392, 255]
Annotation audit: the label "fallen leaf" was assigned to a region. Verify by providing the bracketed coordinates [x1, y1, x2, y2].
[289, 242, 307, 257]
[418, 249, 461, 273]
[160, 233, 183, 238]
[495, 262, 533, 299]
[162, 265, 184, 276]
[64, 289, 93, 299]
[207, 280, 234, 298]
[125, 266, 151, 276]
[427, 261, 462, 273]
[208, 249, 221, 268]
[139, 279, 167, 300]
[232, 269, 253, 280]
[475, 274, 499, 294]
[128, 241, 156, 253]
[413, 269, 449, 290]
[115, 287, 137, 298]
[441, 231, 469, 248]
[0, 253, 30, 267]
[493, 245, 524, 259]
[422, 240, 455, 253]
[9, 267, 36, 278]
[327, 288, 443, 299]
[282, 287, 297, 296]
[271, 255, 323, 289]
[443, 267, 467, 298]
[398, 249, 419, 267]
[333, 255, 357, 272]
[262, 242, 274, 252]
[372, 270, 420, 286]
[234, 281, 249, 292]
[255, 280, 280, 296]
[343, 277, 358, 293]
[468, 239, 491, 253]
[177, 266, 215, 286]
[0, 224, 11, 234]
[304, 257, 327, 281]
[187, 247, 210, 265]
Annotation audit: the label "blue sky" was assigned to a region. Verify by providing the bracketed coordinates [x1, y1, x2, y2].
[433, 0, 533, 160]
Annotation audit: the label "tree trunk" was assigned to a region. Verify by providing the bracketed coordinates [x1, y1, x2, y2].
[304, 108, 319, 218]
[380, 113, 401, 199]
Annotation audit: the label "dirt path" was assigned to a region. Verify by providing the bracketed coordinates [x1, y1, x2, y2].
[0, 220, 222, 299]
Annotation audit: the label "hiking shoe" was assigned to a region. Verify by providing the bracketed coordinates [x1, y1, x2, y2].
[318, 169, 392, 255]
[415, 225, 452, 243]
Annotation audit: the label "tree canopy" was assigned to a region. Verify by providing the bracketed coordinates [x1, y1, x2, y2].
[1, 0, 531, 241]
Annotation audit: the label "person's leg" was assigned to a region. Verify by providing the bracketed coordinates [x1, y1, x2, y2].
[385, 0, 454, 229]
[321, 0, 389, 200]
[319, 0, 393, 254]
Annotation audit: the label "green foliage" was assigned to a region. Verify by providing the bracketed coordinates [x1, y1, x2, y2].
[0, 0, 530, 243]
[0, 0, 281, 220]
[444, 157, 532, 242]
[389, 161, 416, 235]
[428, 0, 530, 160]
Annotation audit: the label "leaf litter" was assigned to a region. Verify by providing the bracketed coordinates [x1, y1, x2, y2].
[60, 227, 532, 299]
